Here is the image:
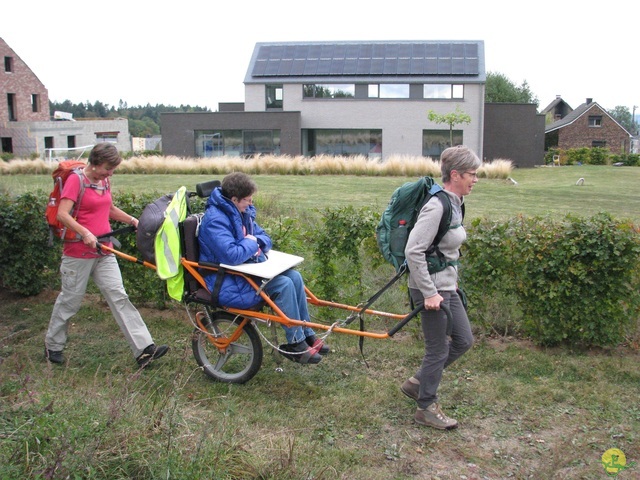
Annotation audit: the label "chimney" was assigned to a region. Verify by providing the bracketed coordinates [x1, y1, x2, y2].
[586, 98, 593, 104]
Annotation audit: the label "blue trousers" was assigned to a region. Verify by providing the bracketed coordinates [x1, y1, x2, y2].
[263, 269, 314, 344]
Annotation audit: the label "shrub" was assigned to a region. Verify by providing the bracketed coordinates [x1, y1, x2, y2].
[0, 191, 59, 295]
[463, 213, 640, 347]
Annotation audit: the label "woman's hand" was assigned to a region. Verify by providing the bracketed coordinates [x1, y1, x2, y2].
[82, 232, 98, 249]
[424, 293, 443, 310]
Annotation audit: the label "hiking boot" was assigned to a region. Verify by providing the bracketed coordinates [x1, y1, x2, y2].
[137, 344, 169, 368]
[414, 403, 458, 430]
[280, 340, 322, 364]
[400, 377, 419, 401]
[45, 348, 64, 364]
[305, 334, 330, 355]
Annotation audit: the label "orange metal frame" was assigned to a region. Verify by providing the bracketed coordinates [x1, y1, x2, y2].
[99, 244, 410, 351]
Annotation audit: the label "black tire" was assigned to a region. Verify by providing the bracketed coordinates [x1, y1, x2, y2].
[191, 309, 263, 384]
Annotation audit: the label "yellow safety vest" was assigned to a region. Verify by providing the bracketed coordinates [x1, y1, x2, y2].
[154, 186, 187, 301]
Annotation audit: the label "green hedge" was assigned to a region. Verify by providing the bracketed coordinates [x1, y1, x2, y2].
[1, 191, 639, 347]
[462, 213, 640, 347]
[545, 147, 640, 166]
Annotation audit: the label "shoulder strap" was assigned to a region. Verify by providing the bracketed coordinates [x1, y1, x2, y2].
[69, 169, 87, 220]
[430, 190, 452, 251]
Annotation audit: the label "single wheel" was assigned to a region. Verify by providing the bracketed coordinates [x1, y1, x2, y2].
[192, 309, 263, 384]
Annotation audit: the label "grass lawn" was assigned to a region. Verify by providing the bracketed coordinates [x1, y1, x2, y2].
[1, 165, 639, 479]
[2, 164, 640, 222]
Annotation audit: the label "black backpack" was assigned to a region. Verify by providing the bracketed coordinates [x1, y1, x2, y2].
[136, 193, 174, 263]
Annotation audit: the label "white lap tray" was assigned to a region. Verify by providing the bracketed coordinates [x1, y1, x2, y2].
[220, 250, 304, 280]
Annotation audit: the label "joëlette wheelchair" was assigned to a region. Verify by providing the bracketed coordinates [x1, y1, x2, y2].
[99, 180, 449, 384]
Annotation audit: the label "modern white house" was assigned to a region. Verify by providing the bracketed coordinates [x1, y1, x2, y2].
[162, 40, 487, 161]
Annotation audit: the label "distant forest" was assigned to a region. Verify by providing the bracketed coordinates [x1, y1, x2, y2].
[48, 100, 211, 139]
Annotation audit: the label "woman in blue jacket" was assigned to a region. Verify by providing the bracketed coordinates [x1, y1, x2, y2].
[198, 172, 329, 364]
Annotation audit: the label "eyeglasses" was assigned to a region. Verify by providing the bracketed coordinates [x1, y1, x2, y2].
[461, 171, 478, 178]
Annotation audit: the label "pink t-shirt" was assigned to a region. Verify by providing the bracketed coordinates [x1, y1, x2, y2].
[61, 173, 113, 258]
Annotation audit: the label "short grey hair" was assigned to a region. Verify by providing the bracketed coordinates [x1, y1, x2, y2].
[440, 146, 481, 182]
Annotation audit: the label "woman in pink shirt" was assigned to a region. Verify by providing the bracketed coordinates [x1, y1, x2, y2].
[44, 143, 168, 368]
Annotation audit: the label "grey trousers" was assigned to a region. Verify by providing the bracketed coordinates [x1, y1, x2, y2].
[45, 254, 153, 358]
[409, 288, 474, 409]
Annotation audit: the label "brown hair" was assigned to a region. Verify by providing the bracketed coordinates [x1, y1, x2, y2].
[221, 172, 258, 200]
[88, 143, 122, 169]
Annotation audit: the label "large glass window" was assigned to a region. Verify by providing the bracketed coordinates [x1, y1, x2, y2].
[379, 84, 410, 98]
[424, 84, 464, 99]
[304, 129, 382, 158]
[422, 130, 463, 159]
[195, 130, 281, 157]
[266, 85, 283, 109]
[303, 84, 355, 98]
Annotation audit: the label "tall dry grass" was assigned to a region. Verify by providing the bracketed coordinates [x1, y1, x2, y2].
[0, 154, 513, 178]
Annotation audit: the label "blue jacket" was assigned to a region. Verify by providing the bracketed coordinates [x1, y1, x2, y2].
[198, 186, 272, 309]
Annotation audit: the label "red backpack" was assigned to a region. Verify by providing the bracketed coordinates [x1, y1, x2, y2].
[45, 160, 109, 243]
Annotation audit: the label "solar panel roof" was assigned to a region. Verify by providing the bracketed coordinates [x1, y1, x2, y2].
[247, 41, 483, 80]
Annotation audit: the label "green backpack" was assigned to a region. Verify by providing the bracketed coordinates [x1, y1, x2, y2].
[376, 176, 460, 272]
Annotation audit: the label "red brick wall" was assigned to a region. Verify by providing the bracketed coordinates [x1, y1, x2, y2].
[558, 104, 630, 154]
[1, 38, 50, 123]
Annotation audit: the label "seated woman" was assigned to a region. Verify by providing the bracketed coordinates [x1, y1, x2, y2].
[198, 172, 329, 364]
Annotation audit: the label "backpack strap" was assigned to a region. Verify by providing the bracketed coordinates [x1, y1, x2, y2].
[427, 189, 452, 255]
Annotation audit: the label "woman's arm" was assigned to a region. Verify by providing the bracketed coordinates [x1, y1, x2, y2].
[57, 198, 98, 248]
[109, 204, 138, 228]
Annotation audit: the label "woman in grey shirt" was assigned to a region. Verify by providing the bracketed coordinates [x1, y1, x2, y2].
[400, 145, 480, 430]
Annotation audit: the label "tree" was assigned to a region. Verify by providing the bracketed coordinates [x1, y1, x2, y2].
[427, 106, 471, 146]
[609, 106, 634, 134]
[485, 71, 539, 106]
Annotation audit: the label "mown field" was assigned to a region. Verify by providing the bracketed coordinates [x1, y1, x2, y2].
[0, 163, 639, 479]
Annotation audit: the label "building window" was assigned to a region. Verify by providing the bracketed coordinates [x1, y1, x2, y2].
[44, 137, 54, 149]
[31, 94, 39, 113]
[368, 84, 410, 99]
[588, 116, 602, 127]
[303, 84, 355, 98]
[7, 93, 17, 121]
[592, 140, 606, 147]
[266, 85, 283, 109]
[380, 84, 410, 99]
[67, 136, 76, 148]
[195, 130, 281, 157]
[422, 129, 464, 158]
[96, 132, 118, 143]
[424, 84, 464, 99]
[1, 137, 13, 154]
[303, 129, 382, 158]
[4, 56, 12, 72]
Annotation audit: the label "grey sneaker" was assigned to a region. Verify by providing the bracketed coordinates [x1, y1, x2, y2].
[414, 403, 458, 430]
[400, 378, 419, 400]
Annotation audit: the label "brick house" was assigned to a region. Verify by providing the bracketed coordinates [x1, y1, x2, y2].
[544, 98, 631, 154]
[540, 95, 573, 125]
[1, 37, 131, 158]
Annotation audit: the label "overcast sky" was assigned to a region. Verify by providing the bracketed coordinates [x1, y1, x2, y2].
[3, 0, 637, 113]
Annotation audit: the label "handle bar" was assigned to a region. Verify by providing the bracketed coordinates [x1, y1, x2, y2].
[387, 303, 452, 337]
